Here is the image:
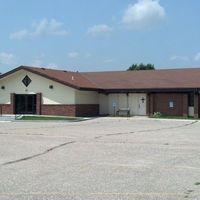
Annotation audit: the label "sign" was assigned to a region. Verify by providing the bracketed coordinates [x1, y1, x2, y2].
[169, 101, 174, 108]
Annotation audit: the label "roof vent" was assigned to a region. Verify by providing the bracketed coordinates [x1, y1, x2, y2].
[63, 70, 67, 72]
[71, 76, 74, 81]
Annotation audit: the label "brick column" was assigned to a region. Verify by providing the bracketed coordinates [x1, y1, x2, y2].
[0, 105, 2, 115]
[10, 93, 15, 114]
[36, 93, 42, 115]
[194, 93, 199, 119]
[149, 93, 154, 117]
[182, 94, 188, 117]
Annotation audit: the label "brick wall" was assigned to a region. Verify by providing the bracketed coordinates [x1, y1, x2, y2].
[199, 94, 200, 118]
[41, 105, 76, 116]
[152, 93, 187, 116]
[75, 104, 99, 117]
[0, 103, 99, 117]
[41, 104, 99, 117]
[0, 104, 12, 114]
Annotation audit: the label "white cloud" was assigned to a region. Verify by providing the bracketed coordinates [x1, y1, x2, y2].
[194, 52, 200, 62]
[31, 59, 43, 66]
[104, 59, 114, 63]
[170, 55, 190, 62]
[9, 29, 29, 40]
[32, 19, 68, 36]
[87, 24, 112, 36]
[121, 0, 165, 29]
[68, 52, 79, 59]
[47, 63, 59, 69]
[0, 52, 17, 65]
[170, 52, 200, 63]
[29, 59, 59, 69]
[10, 18, 68, 40]
[85, 52, 92, 58]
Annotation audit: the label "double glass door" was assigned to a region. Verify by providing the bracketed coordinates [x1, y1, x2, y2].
[15, 94, 36, 114]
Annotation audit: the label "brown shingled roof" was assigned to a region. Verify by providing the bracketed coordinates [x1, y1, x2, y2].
[0, 66, 97, 90]
[82, 68, 200, 90]
[1, 66, 200, 91]
[25, 66, 98, 90]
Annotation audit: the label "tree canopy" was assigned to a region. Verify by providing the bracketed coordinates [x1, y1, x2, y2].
[127, 63, 155, 71]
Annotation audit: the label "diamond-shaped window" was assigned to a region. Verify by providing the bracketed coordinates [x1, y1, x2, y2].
[22, 75, 32, 87]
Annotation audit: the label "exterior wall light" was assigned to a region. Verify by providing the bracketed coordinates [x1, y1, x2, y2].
[141, 97, 145, 103]
[49, 85, 54, 89]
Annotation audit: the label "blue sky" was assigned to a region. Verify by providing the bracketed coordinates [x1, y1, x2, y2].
[0, 0, 200, 73]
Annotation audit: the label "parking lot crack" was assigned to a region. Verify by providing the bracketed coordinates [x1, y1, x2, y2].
[1, 141, 76, 166]
[137, 120, 199, 133]
[100, 121, 198, 138]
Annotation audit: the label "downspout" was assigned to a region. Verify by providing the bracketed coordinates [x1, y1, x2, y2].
[126, 93, 129, 108]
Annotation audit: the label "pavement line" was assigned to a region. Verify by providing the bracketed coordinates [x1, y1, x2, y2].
[0, 192, 199, 197]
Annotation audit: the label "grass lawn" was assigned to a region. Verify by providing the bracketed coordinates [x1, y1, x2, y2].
[17, 115, 84, 121]
[151, 116, 197, 120]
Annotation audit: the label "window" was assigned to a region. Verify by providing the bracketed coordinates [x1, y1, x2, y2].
[188, 93, 194, 107]
[22, 75, 32, 87]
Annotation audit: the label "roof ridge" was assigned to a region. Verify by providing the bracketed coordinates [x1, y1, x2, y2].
[82, 67, 200, 73]
[22, 65, 200, 73]
[21, 65, 77, 73]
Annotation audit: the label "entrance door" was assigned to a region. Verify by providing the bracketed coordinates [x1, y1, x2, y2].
[15, 94, 36, 114]
[138, 95, 146, 115]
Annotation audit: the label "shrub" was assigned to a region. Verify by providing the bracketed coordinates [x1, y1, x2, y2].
[153, 112, 162, 118]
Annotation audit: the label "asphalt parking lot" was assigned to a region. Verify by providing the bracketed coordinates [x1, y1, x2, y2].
[0, 117, 200, 200]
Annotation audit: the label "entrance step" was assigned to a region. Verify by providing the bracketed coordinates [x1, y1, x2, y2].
[0, 115, 16, 121]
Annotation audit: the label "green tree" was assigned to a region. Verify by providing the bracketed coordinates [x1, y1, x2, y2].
[127, 63, 155, 71]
